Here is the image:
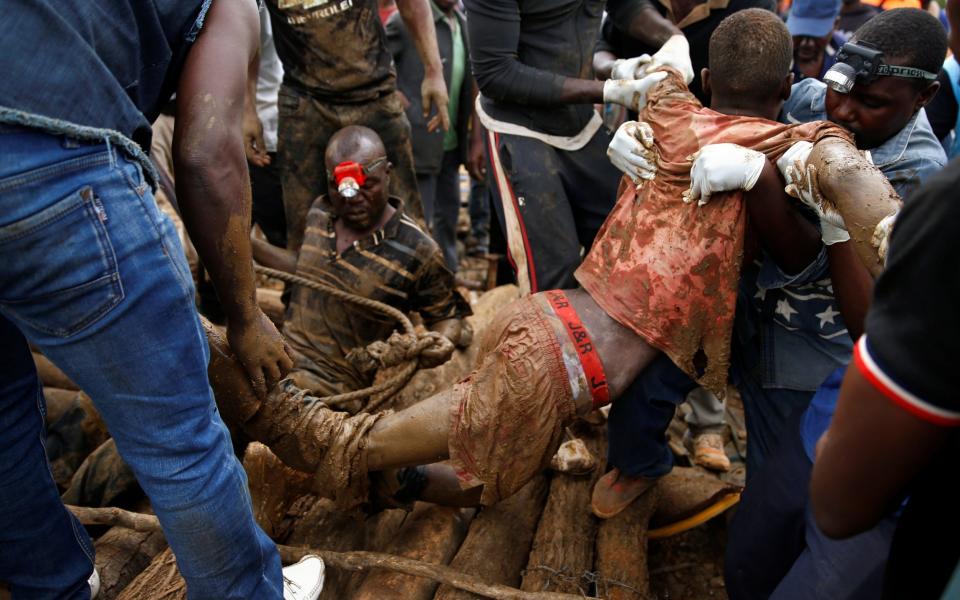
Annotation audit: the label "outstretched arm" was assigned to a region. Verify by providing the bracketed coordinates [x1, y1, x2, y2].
[175, 0, 292, 398]
[396, 0, 450, 131]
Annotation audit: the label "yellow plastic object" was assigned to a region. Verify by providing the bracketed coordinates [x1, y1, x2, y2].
[646, 491, 741, 540]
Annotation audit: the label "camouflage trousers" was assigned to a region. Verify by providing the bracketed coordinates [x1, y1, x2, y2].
[277, 86, 423, 251]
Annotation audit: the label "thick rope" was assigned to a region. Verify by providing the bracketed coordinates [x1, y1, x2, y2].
[254, 265, 449, 408]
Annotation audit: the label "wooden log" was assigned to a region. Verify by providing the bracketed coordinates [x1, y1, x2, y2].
[33, 351, 79, 390]
[95, 525, 168, 600]
[61, 439, 141, 508]
[284, 499, 369, 600]
[521, 425, 606, 595]
[351, 503, 473, 600]
[72, 507, 588, 600]
[116, 547, 185, 600]
[434, 475, 549, 600]
[594, 485, 661, 600]
[47, 393, 110, 489]
[44, 387, 80, 424]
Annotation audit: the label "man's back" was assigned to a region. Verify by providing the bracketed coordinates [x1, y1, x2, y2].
[576, 71, 848, 393]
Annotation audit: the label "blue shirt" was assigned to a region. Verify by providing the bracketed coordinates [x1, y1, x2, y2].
[0, 1, 213, 181]
[781, 78, 947, 200]
[733, 78, 947, 400]
[780, 78, 948, 456]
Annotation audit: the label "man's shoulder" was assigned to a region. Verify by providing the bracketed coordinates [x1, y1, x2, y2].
[782, 79, 828, 123]
[873, 109, 948, 198]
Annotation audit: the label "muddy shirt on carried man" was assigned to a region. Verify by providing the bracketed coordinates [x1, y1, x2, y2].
[265, 0, 395, 102]
[283, 197, 471, 394]
[575, 69, 851, 394]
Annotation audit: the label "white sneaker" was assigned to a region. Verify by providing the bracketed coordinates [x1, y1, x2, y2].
[282, 555, 325, 600]
[88, 568, 100, 599]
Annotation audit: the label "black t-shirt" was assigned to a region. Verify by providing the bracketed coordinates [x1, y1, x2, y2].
[857, 158, 960, 599]
[596, 0, 776, 104]
[266, 0, 395, 103]
[858, 158, 960, 417]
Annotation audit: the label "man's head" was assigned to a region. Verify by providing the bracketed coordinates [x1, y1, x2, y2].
[325, 126, 392, 231]
[824, 8, 946, 149]
[704, 9, 794, 116]
[787, 0, 841, 65]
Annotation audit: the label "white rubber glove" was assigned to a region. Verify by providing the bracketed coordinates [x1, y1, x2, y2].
[602, 71, 668, 113]
[783, 161, 851, 245]
[684, 143, 766, 206]
[640, 35, 694, 84]
[775, 141, 813, 182]
[872, 211, 897, 264]
[607, 120, 657, 182]
[611, 54, 653, 81]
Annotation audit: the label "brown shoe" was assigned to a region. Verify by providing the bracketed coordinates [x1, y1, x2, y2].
[692, 432, 731, 472]
[591, 468, 659, 519]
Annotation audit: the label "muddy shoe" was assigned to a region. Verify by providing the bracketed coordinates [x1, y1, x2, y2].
[692, 432, 731, 472]
[591, 468, 659, 519]
[283, 555, 325, 600]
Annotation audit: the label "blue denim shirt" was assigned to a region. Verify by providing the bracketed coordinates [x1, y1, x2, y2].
[0, 1, 213, 182]
[735, 78, 947, 392]
[780, 78, 947, 200]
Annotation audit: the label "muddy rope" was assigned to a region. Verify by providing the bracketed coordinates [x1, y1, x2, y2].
[254, 265, 453, 411]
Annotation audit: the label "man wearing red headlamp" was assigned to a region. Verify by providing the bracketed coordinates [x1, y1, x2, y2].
[251, 126, 471, 412]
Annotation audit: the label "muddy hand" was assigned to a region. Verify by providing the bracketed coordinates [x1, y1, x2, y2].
[784, 162, 850, 245]
[607, 120, 657, 183]
[684, 143, 765, 206]
[228, 309, 295, 399]
[242, 109, 270, 167]
[422, 72, 450, 133]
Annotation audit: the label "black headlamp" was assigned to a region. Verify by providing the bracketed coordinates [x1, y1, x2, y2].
[823, 41, 938, 94]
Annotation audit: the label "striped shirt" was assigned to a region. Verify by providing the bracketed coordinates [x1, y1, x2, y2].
[283, 197, 471, 394]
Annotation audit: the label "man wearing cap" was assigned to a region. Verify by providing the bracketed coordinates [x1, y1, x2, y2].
[786, 0, 849, 82]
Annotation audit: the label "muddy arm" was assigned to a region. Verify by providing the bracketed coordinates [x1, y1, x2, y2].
[809, 137, 901, 278]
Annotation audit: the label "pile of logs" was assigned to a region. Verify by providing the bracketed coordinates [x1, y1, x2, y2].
[5, 285, 739, 600]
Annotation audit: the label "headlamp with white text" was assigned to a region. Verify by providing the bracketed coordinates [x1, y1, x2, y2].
[823, 41, 938, 94]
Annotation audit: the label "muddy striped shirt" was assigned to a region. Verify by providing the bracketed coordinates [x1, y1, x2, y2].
[283, 197, 471, 394]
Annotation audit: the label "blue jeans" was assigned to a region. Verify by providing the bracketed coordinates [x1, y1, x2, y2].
[725, 412, 895, 600]
[607, 355, 694, 479]
[0, 128, 282, 599]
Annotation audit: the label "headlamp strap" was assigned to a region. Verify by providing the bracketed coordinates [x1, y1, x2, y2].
[875, 64, 938, 81]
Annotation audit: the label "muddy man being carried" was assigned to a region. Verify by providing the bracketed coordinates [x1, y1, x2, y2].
[227, 9, 901, 510]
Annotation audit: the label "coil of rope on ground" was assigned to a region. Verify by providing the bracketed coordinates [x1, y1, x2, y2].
[254, 264, 454, 411]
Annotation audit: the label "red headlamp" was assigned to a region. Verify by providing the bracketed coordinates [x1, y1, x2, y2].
[333, 161, 366, 198]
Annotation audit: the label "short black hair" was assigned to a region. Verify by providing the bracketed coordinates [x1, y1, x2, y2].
[708, 8, 793, 99]
[851, 8, 947, 78]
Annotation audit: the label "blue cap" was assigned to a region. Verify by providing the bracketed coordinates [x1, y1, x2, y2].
[787, 0, 840, 37]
